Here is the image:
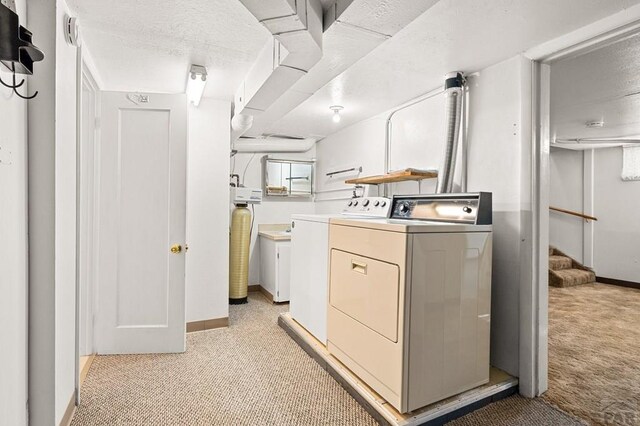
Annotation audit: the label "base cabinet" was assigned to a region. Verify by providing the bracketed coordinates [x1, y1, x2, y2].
[259, 236, 291, 302]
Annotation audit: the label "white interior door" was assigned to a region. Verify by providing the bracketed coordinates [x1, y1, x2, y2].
[96, 92, 187, 354]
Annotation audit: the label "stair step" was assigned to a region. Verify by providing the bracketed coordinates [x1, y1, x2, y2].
[549, 255, 572, 271]
[550, 268, 596, 288]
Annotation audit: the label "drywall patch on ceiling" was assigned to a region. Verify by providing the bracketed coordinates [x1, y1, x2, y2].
[66, 0, 270, 99]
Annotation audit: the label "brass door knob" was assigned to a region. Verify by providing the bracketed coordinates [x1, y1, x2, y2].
[170, 244, 182, 254]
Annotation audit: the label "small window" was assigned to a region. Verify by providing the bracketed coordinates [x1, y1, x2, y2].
[263, 157, 314, 198]
[621, 146, 640, 181]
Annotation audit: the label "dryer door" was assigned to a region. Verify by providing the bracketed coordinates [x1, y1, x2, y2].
[329, 250, 400, 342]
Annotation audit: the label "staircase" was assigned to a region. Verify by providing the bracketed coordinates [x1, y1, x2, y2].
[549, 247, 596, 288]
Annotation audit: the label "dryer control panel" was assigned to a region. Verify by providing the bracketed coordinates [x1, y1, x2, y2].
[342, 197, 392, 217]
[391, 192, 492, 224]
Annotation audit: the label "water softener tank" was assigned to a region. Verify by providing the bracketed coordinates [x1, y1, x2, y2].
[229, 204, 251, 304]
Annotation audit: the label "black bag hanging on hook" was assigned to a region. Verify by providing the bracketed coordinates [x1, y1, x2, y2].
[0, 2, 44, 98]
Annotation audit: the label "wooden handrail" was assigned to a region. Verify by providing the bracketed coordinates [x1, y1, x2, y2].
[549, 206, 598, 221]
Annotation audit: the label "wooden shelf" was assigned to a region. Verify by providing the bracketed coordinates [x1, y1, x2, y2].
[345, 168, 438, 185]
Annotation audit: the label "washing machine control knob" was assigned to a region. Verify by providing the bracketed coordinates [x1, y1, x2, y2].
[348, 200, 353, 207]
[398, 202, 410, 214]
[353, 200, 358, 206]
[463, 206, 472, 214]
[362, 199, 370, 207]
[381, 201, 387, 207]
[374, 200, 380, 207]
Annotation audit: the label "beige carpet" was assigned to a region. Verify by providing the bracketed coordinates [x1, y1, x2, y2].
[72, 293, 376, 426]
[73, 292, 584, 426]
[544, 283, 640, 426]
[549, 247, 596, 288]
[448, 395, 583, 425]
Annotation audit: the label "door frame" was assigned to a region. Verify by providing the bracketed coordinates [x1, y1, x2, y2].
[75, 49, 101, 404]
[522, 11, 640, 397]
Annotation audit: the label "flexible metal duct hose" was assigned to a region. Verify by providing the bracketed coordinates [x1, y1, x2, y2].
[229, 205, 252, 304]
[436, 73, 464, 194]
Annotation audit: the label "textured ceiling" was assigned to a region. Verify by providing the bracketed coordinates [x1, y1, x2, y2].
[66, 0, 270, 99]
[551, 31, 640, 147]
[265, 0, 640, 138]
[68, 0, 640, 138]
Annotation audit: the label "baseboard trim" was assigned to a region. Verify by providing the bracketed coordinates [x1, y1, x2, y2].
[248, 284, 261, 293]
[597, 276, 640, 290]
[258, 286, 274, 303]
[79, 353, 96, 388]
[59, 391, 76, 426]
[186, 317, 229, 333]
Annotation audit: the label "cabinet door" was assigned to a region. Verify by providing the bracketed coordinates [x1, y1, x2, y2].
[276, 243, 291, 302]
[260, 237, 276, 297]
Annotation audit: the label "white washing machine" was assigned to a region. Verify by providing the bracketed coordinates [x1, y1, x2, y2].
[327, 193, 493, 413]
[289, 197, 391, 344]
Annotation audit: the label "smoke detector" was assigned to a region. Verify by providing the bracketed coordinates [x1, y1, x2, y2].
[64, 15, 81, 47]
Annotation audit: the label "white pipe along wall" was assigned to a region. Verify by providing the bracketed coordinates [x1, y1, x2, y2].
[234, 137, 316, 153]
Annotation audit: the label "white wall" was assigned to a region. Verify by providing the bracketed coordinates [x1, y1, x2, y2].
[0, 0, 28, 422]
[315, 89, 459, 213]
[550, 146, 640, 282]
[28, 0, 59, 423]
[549, 31, 640, 282]
[314, 55, 531, 378]
[55, 0, 79, 422]
[465, 56, 531, 378]
[231, 150, 316, 285]
[549, 148, 584, 261]
[315, 117, 386, 213]
[186, 99, 232, 322]
[594, 147, 640, 282]
[27, 0, 81, 422]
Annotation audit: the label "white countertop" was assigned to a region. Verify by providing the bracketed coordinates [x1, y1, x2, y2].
[258, 224, 292, 241]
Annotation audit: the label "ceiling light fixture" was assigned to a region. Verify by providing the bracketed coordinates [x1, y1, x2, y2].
[186, 64, 207, 107]
[330, 105, 344, 123]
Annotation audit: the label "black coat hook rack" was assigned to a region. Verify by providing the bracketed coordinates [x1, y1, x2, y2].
[0, 2, 44, 99]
